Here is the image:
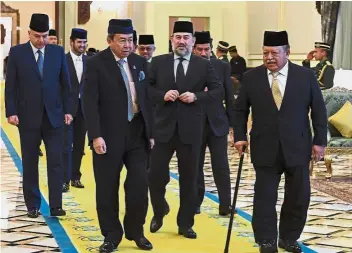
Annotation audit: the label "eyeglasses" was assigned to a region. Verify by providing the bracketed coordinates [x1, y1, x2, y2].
[138, 46, 154, 52]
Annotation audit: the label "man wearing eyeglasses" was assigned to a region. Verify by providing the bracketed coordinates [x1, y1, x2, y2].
[83, 19, 153, 252]
[138, 35, 156, 63]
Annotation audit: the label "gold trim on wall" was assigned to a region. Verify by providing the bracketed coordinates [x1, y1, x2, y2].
[0, 1, 20, 46]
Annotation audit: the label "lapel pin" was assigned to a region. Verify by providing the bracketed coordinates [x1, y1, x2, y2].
[133, 65, 136, 70]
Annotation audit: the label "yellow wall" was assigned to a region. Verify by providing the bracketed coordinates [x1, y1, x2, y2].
[60, 1, 321, 66]
[63, 1, 131, 52]
[3, 1, 56, 44]
[247, 1, 321, 66]
[143, 1, 248, 58]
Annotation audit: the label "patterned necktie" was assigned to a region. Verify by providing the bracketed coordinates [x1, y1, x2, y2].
[75, 57, 83, 83]
[271, 72, 282, 109]
[37, 50, 44, 78]
[117, 59, 134, 121]
[176, 57, 186, 86]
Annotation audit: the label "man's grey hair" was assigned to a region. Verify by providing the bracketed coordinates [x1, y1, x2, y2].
[282, 45, 290, 51]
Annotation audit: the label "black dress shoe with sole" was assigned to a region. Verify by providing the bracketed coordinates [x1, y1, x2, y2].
[150, 203, 170, 233]
[126, 235, 153, 250]
[27, 209, 40, 218]
[178, 227, 197, 239]
[278, 239, 302, 253]
[71, 180, 85, 188]
[258, 240, 278, 253]
[50, 208, 66, 217]
[99, 241, 117, 253]
[62, 183, 70, 192]
[219, 205, 233, 216]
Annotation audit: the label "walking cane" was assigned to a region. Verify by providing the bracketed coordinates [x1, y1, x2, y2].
[224, 145, 246, 253]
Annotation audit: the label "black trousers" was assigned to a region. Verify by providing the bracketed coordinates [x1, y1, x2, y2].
[62, 123, 72, 183]
[149, 129, 199, 229]
[93, 114, 149, 245]
[197, 122, 231, 209]
[72, 101, 86, 181]
[252, 144, 311, 243]
[19, 110, 64, 209]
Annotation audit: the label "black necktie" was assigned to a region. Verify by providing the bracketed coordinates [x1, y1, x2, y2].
[176, 57, 186, 87]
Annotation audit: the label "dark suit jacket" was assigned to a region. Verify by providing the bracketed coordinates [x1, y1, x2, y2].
[148, 53, 223, 145]
[302, 59, 335, 90]
[205, 58, 235, 136]
[234, 62, 327, 167]
[66, 52, 87, 117]
[5, 41, 71, 129]
[83, 49, 152, 152]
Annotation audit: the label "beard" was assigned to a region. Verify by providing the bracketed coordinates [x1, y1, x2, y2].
[174, 46, 191, 56]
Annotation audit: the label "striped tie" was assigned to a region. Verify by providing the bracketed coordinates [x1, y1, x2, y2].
[117, 59, 134, 121]
[37, 50, 44, 78]
[271, 72, 282, 109]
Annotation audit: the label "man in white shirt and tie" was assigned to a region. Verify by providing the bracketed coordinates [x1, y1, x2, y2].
[5, 13, 72, 218]
[62, 28, 88, 192]
[148, 21, 223, 239]
[83, 19, 153, 252]
[234, 31, 327, 253]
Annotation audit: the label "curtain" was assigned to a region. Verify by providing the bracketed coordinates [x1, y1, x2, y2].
[318, 1, 340, 61]
[333, 1, 352, 70]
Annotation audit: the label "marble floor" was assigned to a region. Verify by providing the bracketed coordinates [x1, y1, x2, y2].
[1, 135, 352, 252]
[1, 140, 61, 253]
[170, 147, 352, 253]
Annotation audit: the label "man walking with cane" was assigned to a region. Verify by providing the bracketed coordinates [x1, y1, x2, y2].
[234, 31, 327, 253]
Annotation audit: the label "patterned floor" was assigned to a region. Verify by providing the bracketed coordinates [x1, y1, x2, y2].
[1, 140, 62, 253]
[174, 146, 352, 253]
[1, 134, 352, 253]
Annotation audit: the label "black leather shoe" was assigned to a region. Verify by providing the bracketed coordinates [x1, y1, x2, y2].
[178, 227, 197, 239]
[99, 241, 117, 253]
[150, 203, 170, 233]
[62, 183, 70, 192]
[127, 235, 153, 250]
[219, 206, 233, 216]
[258, 240, 278, 253]
[27, 209, 40, 218]
[150, 216, 163, 233]
[278, 239, 302, 253]
[38, 149, 43, 156]
[195, 206, 201, 214]
[50, 208, 66, 217]
[71, 180, 85, 188]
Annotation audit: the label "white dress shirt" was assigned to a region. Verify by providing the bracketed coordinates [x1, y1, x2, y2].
[267, 60, 289, 96]
[70, 50, 83, 83]
[30, 42, 45, 61]
[111, 51, 138, 113]
[174, 53, 191, 80]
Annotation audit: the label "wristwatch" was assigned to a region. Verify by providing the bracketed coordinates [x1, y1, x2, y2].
[194, 93, 197, 101]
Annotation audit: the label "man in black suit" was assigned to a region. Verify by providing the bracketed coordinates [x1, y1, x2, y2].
[132, 30, 138, 53]
[5, 13, 72, 218]
[48, 29, 58, 45]
[137, 35, 155, 64]
[148, 21, 223, 239]
[83, 19, 153, 253]
[193, 31, 235, 216]
[234, 31, 327, 253]
[62, 28, 88, 192]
